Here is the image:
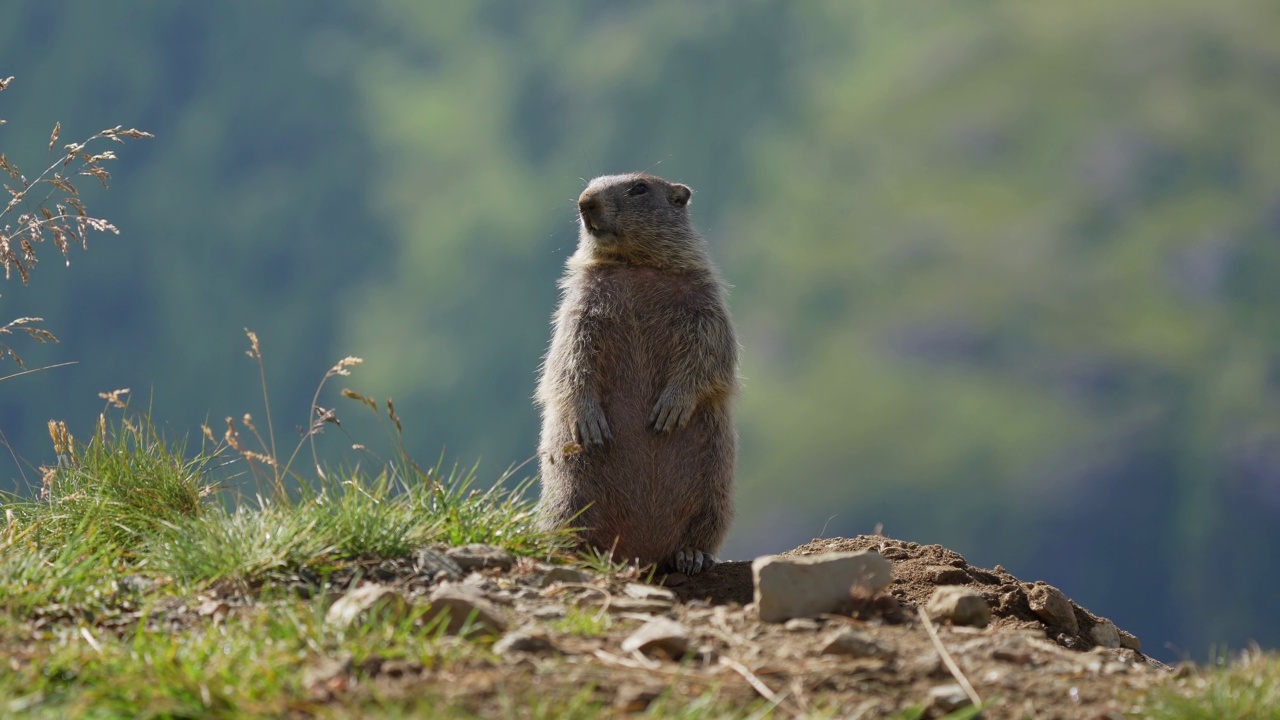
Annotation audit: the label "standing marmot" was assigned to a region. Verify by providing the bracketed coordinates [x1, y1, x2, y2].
[536, 172, 738, 575]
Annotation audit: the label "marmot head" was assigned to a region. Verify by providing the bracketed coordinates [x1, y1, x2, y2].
[574, 173, 704, 270]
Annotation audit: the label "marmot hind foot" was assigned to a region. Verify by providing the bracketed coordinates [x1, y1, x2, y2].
[673, 547, 717, 575]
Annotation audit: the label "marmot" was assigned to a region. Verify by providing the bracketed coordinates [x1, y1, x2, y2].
[536, 172, 738, 575]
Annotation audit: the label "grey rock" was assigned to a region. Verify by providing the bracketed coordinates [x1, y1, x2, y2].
[414, 548, 464, 581]
[493, 628, 560, 656]
[539, 566, 593, 586]
[1118, 628, 1141, 651]
[1090, 619, 1121, 648]
[752, 550, 893, 623]
[819, 629, 895, 658]
[602, 598, 675, 614]
[195, 599, 230, 619]
[325, 584, 410, 628]
[512, 587, 542, 601]
[529, 604, 567, 619]
[445, 543, 516, 572]
[783, 618, 823, 632]
[623, 583, 676, 602]
[925, 586, 991, 628]
[462, 573, 498, 591]
[424, 587, 507, 636]
[1025, 582, 1079, 634]
[621, 618, 690, 659]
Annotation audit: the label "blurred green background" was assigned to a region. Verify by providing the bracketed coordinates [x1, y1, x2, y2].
[3, 1, 1278, 661]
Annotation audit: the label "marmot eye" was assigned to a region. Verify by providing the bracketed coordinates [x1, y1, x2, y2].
[627, 182, 649, 196]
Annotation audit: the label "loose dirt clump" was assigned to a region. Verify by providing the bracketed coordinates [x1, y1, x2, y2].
[784, 536, 1147, 656]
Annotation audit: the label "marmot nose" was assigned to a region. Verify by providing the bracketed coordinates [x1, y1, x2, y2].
[578, 196, 601, 217]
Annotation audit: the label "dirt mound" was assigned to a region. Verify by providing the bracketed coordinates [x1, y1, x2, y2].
[671, 535, 1147, 659]
[185, 535, 1170, 717]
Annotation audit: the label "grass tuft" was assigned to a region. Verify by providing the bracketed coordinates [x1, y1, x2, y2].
[33, 412, 214, 550]
[145, 502, 327, 586]
[1135, 648, 1280, 720]
[0, 516, 120, 614]
[552, 605, 613, 638]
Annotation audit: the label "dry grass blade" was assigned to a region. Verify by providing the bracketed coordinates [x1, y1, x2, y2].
[590, 649, 716, 681]
[718, 655, 799, 716]
[1, 75, 150, 366]
[78, 626, 102, 654]
[387, 398, 402, 436]
[918, 607, 983, 709]
[0, 360, 77, 383]
[0, 316, 61, 368]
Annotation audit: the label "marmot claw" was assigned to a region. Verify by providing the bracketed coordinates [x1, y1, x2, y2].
[649, 390, 696, 434]
[571, 404, 612, 447]
[674, 547, 717, 575]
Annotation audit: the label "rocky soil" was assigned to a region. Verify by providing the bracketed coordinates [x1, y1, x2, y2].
[200, 535, 1170, 718]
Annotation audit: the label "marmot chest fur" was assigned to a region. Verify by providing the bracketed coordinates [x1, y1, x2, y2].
[535, 172, 738, 575]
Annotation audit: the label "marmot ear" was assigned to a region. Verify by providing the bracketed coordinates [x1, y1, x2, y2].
[670, 183, 692, 207]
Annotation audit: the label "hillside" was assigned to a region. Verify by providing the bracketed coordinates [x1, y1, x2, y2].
[4, 531, 1170, 718]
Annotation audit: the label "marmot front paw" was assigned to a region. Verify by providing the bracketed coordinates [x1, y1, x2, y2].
[649, 389, 696, 434]
[571, 403, 612, 446]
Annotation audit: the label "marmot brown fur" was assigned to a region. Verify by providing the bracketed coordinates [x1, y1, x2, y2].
[536, 172, 738, 575]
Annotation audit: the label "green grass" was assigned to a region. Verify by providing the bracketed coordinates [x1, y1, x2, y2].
[4, 411, 567, 587]
[0, 409, 581, 717]
[0, 516, 121, 615]
[4, 593, 493, 719]
[19, 417, 210, 549]
[1133, 649, 1280, 720]
[0, 591, 777, 718]
[551, 605, 613, 638]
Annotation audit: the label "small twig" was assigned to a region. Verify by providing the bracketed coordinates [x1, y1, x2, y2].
[590, 649, 716, 680]
[787, 676, 812, 715]
[918, 607, 982, 708]
[540, 582, 614, 621]
[718, 655, 798, 716]
[591, 648, 646, 669]
[627, 648, 663, 669]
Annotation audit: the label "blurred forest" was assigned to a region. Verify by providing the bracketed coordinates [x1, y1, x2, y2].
[3, 1, 1279, 661]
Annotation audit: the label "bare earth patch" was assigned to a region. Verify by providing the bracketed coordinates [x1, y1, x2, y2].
[302, 535, 1165, 717]
[5, 535, 1171, 717]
